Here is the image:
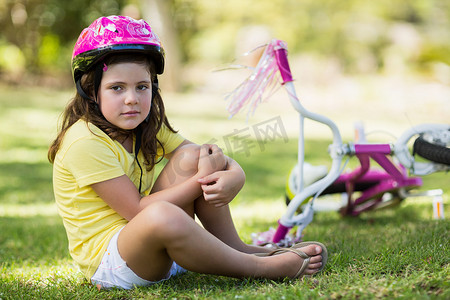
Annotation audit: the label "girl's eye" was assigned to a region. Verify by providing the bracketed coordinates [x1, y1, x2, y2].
[111, 86, 122, 91]
[137, 85, 149, 91]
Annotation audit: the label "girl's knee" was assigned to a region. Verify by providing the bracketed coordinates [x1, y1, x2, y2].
[153, 144, 201, 191]
[169, 144, 201, 177]
[140, 202, 190, 238]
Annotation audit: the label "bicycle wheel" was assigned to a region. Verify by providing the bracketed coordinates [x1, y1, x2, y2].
[413, 130, 450, 166]
[284, 163, 328, 205]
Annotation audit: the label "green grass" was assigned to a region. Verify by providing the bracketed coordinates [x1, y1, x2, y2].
[0, 85, 449, 299]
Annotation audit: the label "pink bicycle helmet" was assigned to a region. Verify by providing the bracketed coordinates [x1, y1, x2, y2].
[72, 15, 165, 83]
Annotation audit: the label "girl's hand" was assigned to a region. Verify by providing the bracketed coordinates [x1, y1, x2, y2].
[197, 158, 245, 207]
[197, 144, 226, 178]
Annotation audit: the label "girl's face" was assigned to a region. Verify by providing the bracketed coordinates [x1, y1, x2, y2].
[98, 62, 152, 130]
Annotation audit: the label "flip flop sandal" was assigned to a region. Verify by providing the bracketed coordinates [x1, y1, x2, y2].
[253, 241, 328, 274]
[291, 241, 328, 272]
[266, 248, 310, 278]
[254, 242, 281, 250]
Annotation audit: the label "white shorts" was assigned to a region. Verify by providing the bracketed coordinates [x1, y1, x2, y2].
[91, 228, 186, 289]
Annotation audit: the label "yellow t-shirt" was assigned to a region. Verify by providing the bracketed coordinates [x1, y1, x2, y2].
[52, 119, 184, 280]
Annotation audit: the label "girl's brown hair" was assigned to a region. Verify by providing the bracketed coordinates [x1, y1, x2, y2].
[48, 53, 177, 172]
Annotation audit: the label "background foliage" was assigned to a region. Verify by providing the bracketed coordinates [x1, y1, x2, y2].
[0, 1, 449, 298]
[0, 0, 449, 88]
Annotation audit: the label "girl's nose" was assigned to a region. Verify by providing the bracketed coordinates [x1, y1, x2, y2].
[124, 90, 139, 105]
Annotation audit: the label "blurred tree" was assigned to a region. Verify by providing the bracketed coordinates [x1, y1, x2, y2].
[170, 0, 449, 74]
[0, 0, 127, 77]
[0, 0, 448, 84]
[141, 0, 182, 92]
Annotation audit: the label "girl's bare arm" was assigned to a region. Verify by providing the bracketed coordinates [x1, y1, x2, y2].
[91, 143, 225, 221]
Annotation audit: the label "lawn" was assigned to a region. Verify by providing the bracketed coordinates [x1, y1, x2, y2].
[0, 84, 448, 299]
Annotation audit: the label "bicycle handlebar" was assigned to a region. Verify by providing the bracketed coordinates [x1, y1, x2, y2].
[270, 40, 449, 241]
[273, 42, 294, 84]
[394, 123, 450, 175]
[227, 39, 448, 243]
[272, 41, 345, 234]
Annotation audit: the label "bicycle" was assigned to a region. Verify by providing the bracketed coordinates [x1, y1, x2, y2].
[226, 39, 450, 246]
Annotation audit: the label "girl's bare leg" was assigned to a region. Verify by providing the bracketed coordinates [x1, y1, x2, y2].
[150, 144, 201, 217]
[194, 199, 271, 254]
[152, 144, 269, 254]
[118, 144, 324, 281]
[118, 201, 324, 281]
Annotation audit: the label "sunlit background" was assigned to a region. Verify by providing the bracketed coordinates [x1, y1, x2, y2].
[0, 0, 449, 178]
[1, 0, 449, 177]
[1, 0, 449, 87]
[0, 3, 448, 297]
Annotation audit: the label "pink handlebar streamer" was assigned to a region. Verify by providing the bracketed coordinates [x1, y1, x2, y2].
[274, 46, 293, 84]
[226, 39, 292, 118]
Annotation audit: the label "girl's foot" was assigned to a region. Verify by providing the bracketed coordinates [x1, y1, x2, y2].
[264, 243, 327, 279]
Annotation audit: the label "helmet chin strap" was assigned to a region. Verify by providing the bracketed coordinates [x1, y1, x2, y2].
[146, 77, 159, 122]
[75, 63, 104, 103]
[76, 79, 94, 102]
[135, 125, 144, 193]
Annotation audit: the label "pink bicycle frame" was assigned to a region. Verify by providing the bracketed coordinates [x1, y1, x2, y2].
[271, 41, 424, 242]
[338, 144, 422, 216]
[229, 40, 448, 243]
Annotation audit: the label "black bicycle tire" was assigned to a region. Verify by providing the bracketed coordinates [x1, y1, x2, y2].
[321, 181, 379, 195]
[284, 181, 379, 206]
[413, 136, 450, 166]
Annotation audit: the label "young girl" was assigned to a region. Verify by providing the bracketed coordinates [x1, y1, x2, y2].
[48, 15, 328, 290]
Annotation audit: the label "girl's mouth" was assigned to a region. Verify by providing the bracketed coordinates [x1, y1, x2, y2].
[122, 111, 139, 116]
